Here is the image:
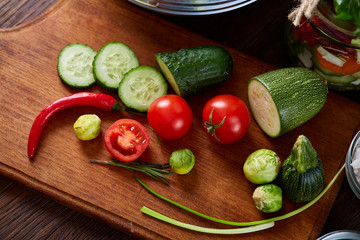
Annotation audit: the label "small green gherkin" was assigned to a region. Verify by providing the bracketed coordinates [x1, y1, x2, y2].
[280, 135, 325, 203]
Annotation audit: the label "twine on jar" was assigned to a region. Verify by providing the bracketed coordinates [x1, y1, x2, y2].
[288, 0, 320, 26]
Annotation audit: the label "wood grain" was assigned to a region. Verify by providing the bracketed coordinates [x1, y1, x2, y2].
[1, 0, 360, 239]
[0, 0, 55, 28]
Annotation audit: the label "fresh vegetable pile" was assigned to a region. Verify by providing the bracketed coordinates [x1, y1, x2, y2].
[27, 38, 345, 236]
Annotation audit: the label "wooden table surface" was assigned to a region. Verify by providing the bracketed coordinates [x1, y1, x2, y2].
[0, 0, 359, 239]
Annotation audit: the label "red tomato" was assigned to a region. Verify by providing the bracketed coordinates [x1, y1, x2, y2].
[147, 95, 193, 140]
[202, 94, 250, 144]
[104, 119, 150, 162]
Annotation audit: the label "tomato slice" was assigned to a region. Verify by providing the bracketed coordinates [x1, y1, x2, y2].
[104, 119, 150, 162]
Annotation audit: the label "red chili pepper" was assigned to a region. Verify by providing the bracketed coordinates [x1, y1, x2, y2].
[28, 92, 124, 159]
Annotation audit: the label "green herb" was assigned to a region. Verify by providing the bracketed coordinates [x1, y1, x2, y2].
[137, 163, 345, 227]
[333, 0, 360, 37]
[90, 160, 171, 185]
[140, 206, 274, 234]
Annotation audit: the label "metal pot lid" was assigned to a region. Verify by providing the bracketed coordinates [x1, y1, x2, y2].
[317, 230, 360, 240]
[128, 0, 257, 16]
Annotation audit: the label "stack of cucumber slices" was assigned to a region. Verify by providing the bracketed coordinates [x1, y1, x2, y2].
[57, 42, 168, 112]
[58, 43, 233, 112]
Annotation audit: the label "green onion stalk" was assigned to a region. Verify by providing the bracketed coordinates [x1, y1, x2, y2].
[138, 163, 345, 230]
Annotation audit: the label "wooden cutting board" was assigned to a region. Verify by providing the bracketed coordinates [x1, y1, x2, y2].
[1, 0, 359, 239]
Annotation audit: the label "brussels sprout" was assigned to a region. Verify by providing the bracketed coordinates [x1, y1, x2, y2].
[73, 114, 101, 140]
[169, 149, 195, 174]
[243, 149, 281, 184]
[253, 184, 282, 213]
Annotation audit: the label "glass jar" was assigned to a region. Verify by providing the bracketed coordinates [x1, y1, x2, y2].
[285, 1, 360, 91]
[345, 130, 360, 200]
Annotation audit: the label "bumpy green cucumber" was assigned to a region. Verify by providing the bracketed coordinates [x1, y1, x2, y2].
[247, 68, 327, 138]
[155, 45, 233, 97]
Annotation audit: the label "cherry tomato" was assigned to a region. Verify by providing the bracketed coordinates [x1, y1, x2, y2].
[202, 94, 250, 144]
[147, 95, 193, 140]
[104, 119, 149, 162]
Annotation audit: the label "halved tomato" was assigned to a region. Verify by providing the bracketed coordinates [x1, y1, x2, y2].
[104, 119, 150, 162]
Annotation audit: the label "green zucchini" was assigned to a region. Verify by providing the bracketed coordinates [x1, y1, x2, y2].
[118, 65, 168, 112]
[247, 68, 327, 138]
[57, 43, 97, 89]
[93, 42, 140, 91]
[155, 45, 233, 97]
[280, 135, 325, 203]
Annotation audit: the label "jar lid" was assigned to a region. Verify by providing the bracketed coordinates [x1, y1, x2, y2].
[317, 230, 360, 240]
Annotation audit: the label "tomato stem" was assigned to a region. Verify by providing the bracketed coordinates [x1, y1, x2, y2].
[204, 108, 226, 142]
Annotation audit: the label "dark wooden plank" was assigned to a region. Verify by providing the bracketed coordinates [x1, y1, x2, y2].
[0, 0, 57, 28]
[0, 177, 133, 239]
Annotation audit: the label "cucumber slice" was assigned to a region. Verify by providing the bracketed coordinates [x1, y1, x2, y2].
[57, 43, 97, 89]
[314, 67, 355, 84]
[248, 68, 327, 138]
[93, 42, 139, 91]
[118, 66, 168, 112]
[352, 71, 360, 79]
[155, 45, 233, 97]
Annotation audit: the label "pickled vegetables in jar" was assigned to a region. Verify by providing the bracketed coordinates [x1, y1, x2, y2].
[286, 0, 360, 91]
